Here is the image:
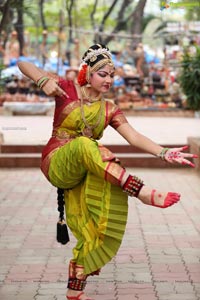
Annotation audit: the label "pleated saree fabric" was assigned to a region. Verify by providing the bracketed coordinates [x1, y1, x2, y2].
[65, 172, 128, 275]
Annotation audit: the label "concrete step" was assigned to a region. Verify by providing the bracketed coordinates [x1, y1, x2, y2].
[0, 153, 41, 168]
[0, 143, 192, 168]
[0, 144, 44, 153]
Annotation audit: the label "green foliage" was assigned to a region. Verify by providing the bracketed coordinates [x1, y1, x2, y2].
[181, 0, 200, 21]
[179, 47, 200, 110]
[0, 61, 6, 94]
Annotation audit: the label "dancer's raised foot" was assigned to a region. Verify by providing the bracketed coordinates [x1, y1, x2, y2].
[66, 290, 93, 300]
[137, 186, 181, 208]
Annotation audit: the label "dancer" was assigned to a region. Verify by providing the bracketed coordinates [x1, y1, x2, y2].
[18, 44, 197, 300]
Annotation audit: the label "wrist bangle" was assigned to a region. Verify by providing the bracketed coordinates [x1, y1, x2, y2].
[157, 148, 169, 160]
[36, 76, 49, 88]
[40, 77, 50, 88]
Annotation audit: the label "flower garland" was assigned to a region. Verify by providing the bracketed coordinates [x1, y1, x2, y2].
[77, 63, 88, 86]
[82, 48, 111, 63]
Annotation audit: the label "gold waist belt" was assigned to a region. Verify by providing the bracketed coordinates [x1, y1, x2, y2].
[52, 131, 79, 139]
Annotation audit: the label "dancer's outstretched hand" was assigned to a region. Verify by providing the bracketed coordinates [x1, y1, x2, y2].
[164, 146, 198, 167]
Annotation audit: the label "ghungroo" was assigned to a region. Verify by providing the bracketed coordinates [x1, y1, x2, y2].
[67, 261, 87, 291]
[67, 278, 87, 291]
[123, 175, 144, 197]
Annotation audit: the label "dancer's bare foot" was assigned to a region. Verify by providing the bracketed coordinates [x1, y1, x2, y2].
[137, 186, 180, 208]
[66, 290, 93, 300]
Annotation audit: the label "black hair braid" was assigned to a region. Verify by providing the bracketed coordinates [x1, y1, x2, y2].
[56, 188, 70, 244]
[57, 188, 65, 221]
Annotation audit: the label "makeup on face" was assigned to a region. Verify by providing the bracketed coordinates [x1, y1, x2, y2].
[97, 69, 115, 79]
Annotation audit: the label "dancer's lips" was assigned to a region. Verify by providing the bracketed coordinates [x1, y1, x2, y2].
[103, 84, 110, 89]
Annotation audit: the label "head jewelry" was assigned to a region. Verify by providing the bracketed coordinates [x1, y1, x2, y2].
[77, 44, 114, 86]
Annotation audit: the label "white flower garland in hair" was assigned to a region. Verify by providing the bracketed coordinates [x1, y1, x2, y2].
[82, 48, 112, 63]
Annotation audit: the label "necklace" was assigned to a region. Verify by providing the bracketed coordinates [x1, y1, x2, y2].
[81, 86, 102, 103]
[80, 91, 104, 138]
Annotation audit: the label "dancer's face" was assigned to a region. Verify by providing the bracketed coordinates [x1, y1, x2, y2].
[90, 64, 115, 94]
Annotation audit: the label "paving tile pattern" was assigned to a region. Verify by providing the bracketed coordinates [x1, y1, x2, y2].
[0, 168, 200, 300]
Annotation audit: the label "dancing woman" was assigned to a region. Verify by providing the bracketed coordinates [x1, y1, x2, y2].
[18, 44, 197, 300]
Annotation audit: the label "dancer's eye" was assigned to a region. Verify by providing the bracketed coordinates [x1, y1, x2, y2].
[98, 72, 106, 78]
[98, 72, 115, 78]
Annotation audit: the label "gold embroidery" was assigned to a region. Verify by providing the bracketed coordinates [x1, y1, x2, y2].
[105, 162, 125, 186]
[105, 101, 128, 128]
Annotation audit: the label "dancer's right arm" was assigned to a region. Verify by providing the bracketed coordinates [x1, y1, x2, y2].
[17, 61, 67, 98]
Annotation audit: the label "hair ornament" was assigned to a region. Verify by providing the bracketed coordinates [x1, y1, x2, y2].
[83, 48, 112, 63]
[77, 63, 88, 86]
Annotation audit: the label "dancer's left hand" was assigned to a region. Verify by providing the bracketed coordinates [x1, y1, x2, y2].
[164, 146, 198, 167]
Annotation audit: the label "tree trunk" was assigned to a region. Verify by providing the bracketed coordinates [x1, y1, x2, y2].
[14, 0, 24, 56]
[90, 0, 98, 30]
[66, 0, 75, 65]
[0, 0, 11, 38]
[38, 0, 48, 65]
[90, 0, 99, 43]
[103, 0, 132, 45]
[102, 0, 147, 46]
[96, 0, 119, 43]
[130, 0, 147, 47]
[39, 0, 47, 30]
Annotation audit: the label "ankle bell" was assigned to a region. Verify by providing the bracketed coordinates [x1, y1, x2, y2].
[123, 175, 144, 197]
[67, 278, 87, 291]
[67, 261, 87, 291]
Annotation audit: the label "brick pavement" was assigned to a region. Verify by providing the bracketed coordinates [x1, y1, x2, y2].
[0, 168, 200, 300]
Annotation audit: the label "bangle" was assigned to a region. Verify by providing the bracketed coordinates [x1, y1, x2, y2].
[157, 148, 169, 160]
[40, 77, 50, 88]
[36, 76, 49, 88]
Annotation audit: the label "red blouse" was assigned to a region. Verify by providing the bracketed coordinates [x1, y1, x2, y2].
[41, 78, 128, 161]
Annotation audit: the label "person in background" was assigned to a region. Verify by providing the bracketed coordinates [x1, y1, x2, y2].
[65, 67, 78, 82]
[4, 30, 20, 66]
[113, 66, 126, 95]
[18, 44, 197, 300]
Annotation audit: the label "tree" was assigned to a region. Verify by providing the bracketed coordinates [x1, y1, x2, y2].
[89, 0, 148, 45]
[0, 0, 150, 61]
[178, 0, 200, 21]
[39, 0, 47, 30]
[47, 0, 149, 62]
[129, 0, 147, 47]
[91, 0, 120, 43]
[14, 0, 24, 56]
[0, 0, 25, 55]
[0, 0, 12, 44]
[179, 47, 200, 111]
[66, 0, 75, 43]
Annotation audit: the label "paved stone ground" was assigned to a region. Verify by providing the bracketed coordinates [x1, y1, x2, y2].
[0, 167, 200, 300]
